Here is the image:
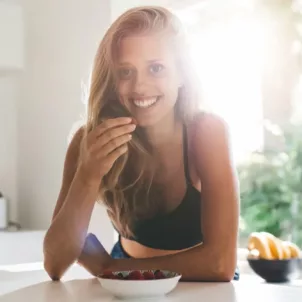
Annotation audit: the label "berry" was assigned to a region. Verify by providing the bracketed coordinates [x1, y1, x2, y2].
[101, 272, 115, 279]
[143, 271, 155, 280]
[101, 270, 118, 279]
[128, 270, 144, 280]
[154, 270, 165, 279]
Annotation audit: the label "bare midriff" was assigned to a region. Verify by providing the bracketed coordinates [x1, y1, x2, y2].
[120, 236, 202, 258]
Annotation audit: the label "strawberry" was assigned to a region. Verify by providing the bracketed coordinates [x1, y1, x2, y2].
[128, 270, 144, 280]
[143, 271, 155, 280]
[154, 270, 165, 279]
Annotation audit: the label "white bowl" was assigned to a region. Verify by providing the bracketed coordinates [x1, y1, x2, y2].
[98, 270, 181, 300]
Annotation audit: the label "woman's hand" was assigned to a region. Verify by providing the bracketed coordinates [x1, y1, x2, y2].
[78, 117, 136, 185]
[77, 233, 113, 277]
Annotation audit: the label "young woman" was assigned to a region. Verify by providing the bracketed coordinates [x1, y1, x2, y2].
[43, 6, 240, 282]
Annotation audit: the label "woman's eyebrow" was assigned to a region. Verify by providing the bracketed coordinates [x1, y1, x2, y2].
[117, 62, 132, 67]
[147, 59, 163, 63]
[117, 59, 163, 66]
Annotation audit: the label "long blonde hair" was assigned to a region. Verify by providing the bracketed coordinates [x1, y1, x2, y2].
[84, 6, 201, 237]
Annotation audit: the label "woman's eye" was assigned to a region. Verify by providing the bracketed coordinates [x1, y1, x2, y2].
[118, 68, 133, 79]
[149, 63, 164, 74]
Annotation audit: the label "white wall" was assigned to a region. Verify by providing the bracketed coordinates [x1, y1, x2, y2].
[0, 1, 23, 226]
[17, 0, 115, 250]
[0, 2, 23, 71]
[110, 0, 171, 20]
[0, 74, 19, 224]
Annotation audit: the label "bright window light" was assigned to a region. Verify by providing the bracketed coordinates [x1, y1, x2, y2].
[179, 10, 269, 163]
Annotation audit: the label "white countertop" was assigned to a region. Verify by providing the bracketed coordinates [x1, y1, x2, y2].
[1, 262, 302, 302]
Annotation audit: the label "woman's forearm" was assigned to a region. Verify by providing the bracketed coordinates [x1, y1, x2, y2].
[109, 244, 237, 282]
[43, 170, 99, 280]
[79, 236, 237, 282]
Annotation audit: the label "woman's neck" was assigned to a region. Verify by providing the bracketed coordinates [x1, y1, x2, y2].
[143, 112, 181, 148]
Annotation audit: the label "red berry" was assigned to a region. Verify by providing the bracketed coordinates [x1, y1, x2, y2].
[154, 270, 165, 279]
[128, 270, 144, 280]
[143, 271, 155, 280]
[102, 272, 115, 279]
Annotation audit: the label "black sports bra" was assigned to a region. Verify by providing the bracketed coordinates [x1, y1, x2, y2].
[117, 125, 203, 250]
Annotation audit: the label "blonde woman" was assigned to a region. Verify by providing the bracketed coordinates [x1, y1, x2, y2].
[43, 6, 240, 282]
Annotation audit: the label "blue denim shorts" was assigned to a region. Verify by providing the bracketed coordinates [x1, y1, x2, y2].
[111, 238, 131, 259]
[110, 239, 240, 281]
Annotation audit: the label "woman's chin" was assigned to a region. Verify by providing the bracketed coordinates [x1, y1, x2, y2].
[134, 117, 161, 128]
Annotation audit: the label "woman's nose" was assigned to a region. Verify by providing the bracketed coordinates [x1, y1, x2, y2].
[133, 72, 149, 94]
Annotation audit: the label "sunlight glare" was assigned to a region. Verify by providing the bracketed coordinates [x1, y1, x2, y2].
[188, 15, 269, 162]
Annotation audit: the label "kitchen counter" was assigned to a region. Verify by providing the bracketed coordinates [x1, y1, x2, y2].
[1, 262, 301, 301]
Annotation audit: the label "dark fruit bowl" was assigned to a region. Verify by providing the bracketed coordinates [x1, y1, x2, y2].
[248, 258, 302, 283]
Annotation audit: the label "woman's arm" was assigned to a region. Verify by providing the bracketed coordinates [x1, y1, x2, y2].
[83, 114, 239, 282]
[43, 128, 99, 280]
[43, 117, 135, 281]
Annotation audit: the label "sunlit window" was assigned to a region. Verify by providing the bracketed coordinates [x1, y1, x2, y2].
[176, 7, 267, 163]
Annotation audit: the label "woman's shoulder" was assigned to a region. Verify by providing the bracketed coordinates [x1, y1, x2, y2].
[65, 125, 86, 170]
[187, 111, 229, 142]
[187, 112, 233, 179]
[68, 125, 85, 150]
[186, 111, 231, 163]
[68, 122, 86, 147]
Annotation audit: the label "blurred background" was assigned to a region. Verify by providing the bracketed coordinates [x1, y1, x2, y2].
[0, 0, 301, 269]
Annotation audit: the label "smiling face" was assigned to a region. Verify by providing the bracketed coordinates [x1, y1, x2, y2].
[115, 33, 182, 127]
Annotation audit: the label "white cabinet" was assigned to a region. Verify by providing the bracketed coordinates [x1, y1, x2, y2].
[0, 3, 23, 71]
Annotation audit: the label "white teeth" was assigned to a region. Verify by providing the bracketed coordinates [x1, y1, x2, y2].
[133, 97, 158, 108]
